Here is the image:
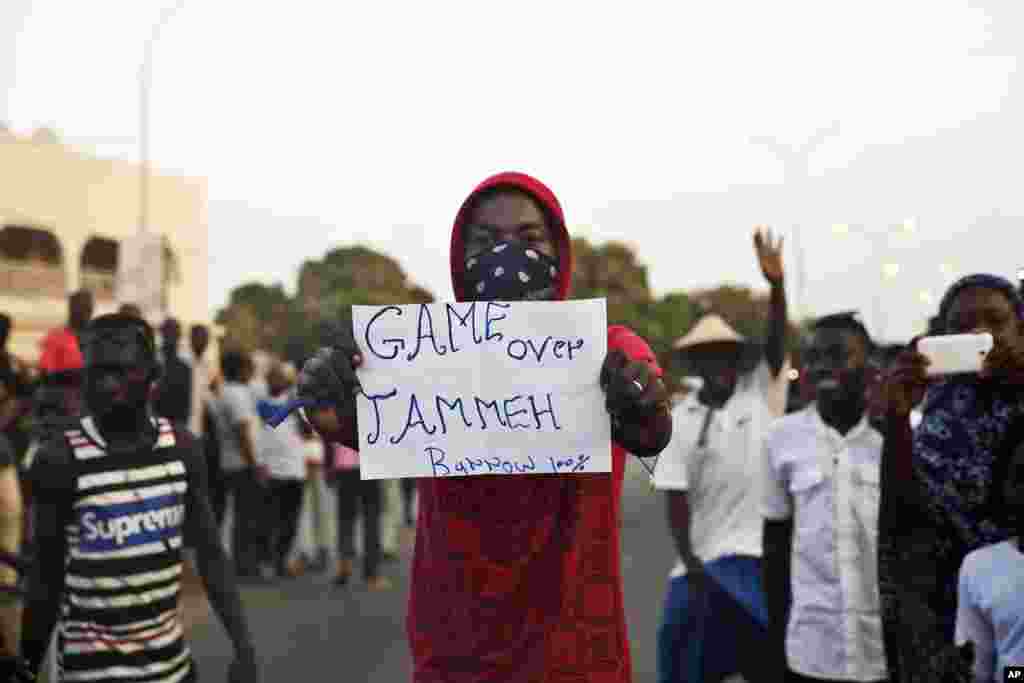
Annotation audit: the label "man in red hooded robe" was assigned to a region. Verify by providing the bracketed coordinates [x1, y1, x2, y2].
[297, 172, 673, 683]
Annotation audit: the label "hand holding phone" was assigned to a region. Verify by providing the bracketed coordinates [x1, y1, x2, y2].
[917, 333, 994, 377]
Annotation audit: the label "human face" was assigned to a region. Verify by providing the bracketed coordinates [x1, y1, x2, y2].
[191, 326, 209, 358]
[1003, 441, 1024, 528]
[804, 327, 869, 408]
[267, 368, 289, 397]
[70, 292, 94, 329]
[84, 331, 153, 418]
[685, 342, 742, 403]
[944, 286, 1022, 352]
[463, 192, 556, 260]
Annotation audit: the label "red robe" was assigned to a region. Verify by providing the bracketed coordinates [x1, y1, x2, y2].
[407, 172, 661, 682]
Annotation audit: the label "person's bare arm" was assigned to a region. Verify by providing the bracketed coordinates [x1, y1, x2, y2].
[0, 463, 24, 657]
[20, 439, 72, 679]
[181, 430, 259, 681]
[754, 227, 788, 378]
[235, 418, 258, 468]
[666, 492, 702, 572]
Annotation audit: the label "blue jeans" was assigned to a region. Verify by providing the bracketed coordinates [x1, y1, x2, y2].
[657, 555, 770, 683]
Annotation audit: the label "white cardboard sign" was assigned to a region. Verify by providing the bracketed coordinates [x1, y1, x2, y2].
[352, 299, 610, 480]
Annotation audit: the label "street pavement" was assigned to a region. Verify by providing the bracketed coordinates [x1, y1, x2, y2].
[186, 459, 677, 682]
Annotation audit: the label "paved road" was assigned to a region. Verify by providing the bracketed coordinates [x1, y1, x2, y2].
[186, 460, 677, 682]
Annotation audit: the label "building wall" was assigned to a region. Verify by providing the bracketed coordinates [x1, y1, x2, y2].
[0, 130, 210, 364]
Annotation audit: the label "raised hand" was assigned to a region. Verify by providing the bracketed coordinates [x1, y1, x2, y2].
[980, 335, 1024, 384]
[881, 339, 931, 417]
[754, 226, 785, 284]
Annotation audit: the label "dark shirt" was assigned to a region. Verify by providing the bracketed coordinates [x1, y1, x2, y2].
[0, 434, 14, 469]
[21, 417, 204, 680]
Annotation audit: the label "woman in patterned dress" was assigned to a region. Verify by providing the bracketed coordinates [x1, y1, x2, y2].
[877, 273, 1024, 682]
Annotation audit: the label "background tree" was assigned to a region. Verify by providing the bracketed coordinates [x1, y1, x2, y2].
[215, 283, 293, 352]
[217, 245, 434, 365]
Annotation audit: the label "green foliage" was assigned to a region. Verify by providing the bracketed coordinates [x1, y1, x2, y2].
[216, 247, 434, 364]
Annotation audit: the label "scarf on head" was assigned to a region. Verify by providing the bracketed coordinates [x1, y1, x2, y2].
[907, 272, 1024, 635]
[936, 273, 1024, 326]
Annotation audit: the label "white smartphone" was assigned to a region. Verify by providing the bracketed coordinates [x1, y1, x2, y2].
[917, 332, 994, 377]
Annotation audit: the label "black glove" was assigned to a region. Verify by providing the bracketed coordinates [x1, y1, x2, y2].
[600, 350, 672, 459]
[261, 324, 362, 431]
[296, 346, 361, 409]
[599, 350, 667, 423]
[293, 323, 362, 448]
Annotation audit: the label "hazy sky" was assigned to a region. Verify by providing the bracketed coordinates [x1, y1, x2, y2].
[3, 0, 1023, 341]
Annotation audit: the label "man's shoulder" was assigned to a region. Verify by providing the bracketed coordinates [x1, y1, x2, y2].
[671, 393, 701, 414]
[221, 383, 250, 406]
[861, 421, 885, 449]
[962, 540, 1016, 577]
[670, 395, 706, 430]
[33, 434, 74, 465]
[156, 420, 205, 476]
[222, 382, 247, 397]
[28, 432, 76, 493]
[160, 418, 199, 451]
[763, 409, 811, 448]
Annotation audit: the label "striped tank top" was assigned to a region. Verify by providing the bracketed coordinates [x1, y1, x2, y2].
[57, 416, 195, 683]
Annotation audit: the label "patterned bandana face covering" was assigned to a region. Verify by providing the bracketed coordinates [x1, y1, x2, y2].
[463, 242, 560, 302]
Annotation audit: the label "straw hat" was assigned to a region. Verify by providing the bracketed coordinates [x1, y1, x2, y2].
[672, 314, 746, 351]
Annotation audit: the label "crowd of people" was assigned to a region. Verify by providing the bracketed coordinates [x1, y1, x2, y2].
[0, 290, 419, 681]
[0, 170, 1019, 683]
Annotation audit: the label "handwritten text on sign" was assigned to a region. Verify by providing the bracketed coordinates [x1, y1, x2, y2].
[352, 299, 609, 480]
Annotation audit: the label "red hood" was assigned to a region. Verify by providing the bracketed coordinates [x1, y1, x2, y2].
[450, 172, 573, 302]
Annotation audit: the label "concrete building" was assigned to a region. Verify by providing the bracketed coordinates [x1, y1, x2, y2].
[0, 127, 210, 364]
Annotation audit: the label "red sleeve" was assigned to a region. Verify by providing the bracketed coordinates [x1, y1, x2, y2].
[606, 325, 662, 376]
[38, 331, 60, 373]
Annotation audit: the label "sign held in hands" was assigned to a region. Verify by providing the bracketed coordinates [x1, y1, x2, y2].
[352, 299, 610, 480]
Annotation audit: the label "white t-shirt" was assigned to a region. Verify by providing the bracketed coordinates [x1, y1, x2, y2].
[653, 361, 789, 578]
[762, 407, 887, 682]
[256, 393, 308, 480]
[213, 382, 258, 473]
[955, 539, 1024, 682]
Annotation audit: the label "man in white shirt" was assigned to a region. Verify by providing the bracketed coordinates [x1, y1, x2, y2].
[256, 362, 308, 579]
[763, 312, 889, 683]
[654, 227, 790, 683]
[955, 428, 1024, 682]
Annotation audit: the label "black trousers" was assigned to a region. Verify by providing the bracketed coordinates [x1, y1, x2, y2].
[263, 478, 305, 568]
[332, 469, 382, 579]
[207, 456, 227, 528]
[223, 468, 265, 574]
